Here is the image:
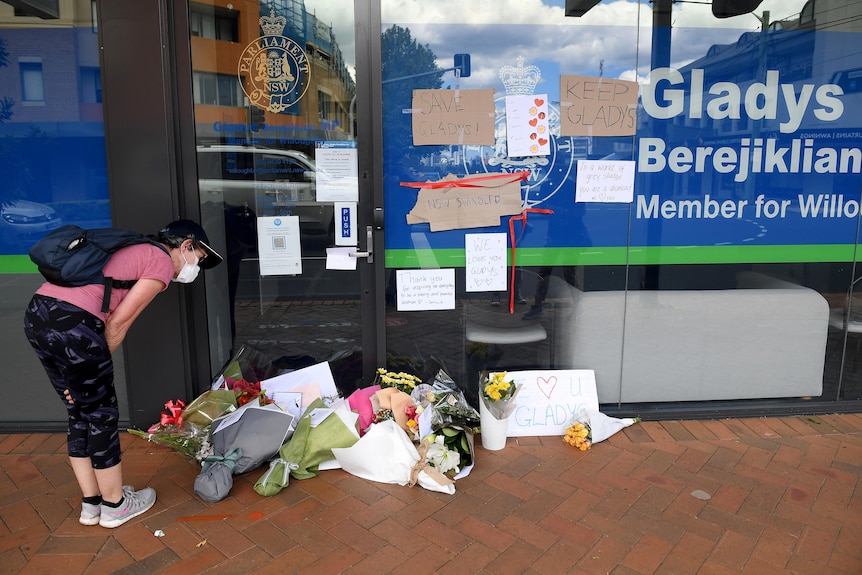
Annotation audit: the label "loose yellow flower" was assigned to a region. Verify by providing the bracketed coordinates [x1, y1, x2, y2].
[563, 422, 592, 450]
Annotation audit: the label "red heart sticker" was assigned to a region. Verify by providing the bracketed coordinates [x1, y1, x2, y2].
[528, 118, 538, 127]
[535, 98, 545, 106]
[538, 138, 548, 146]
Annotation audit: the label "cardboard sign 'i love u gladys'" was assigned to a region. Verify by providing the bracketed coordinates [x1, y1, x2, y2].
[504, 370, 598, 436]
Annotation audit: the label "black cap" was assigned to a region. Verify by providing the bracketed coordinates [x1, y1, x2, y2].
[158, 219, 224, 270]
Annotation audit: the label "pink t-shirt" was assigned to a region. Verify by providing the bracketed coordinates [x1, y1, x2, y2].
[36, 243, 174, 320]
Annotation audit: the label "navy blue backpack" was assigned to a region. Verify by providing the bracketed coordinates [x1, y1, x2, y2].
[29, 224, 170, 313]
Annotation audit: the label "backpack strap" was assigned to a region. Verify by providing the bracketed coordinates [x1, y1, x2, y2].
[98, 240, 167, 313]
[101, 278, 139, 313]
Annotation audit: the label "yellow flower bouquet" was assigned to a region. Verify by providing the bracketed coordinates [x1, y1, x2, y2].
[564, 407, 641, 451]
[480, 371, 520, 420]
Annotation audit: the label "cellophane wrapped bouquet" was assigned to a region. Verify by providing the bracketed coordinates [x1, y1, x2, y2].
[334, 367, 479, 493]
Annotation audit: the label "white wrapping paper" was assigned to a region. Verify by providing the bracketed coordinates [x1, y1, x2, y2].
[332, 420, 456, 495]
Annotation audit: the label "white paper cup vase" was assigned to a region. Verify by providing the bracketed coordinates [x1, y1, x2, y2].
[479, 399, 509, 450]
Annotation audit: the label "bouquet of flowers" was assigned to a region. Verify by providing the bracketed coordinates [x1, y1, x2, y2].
[373, 367, 423, 394]
[366, 387, 420, 440]
[180, 389, 238, 427]
[227, 376, 272, 407]
[254, 398, 359, 496]
[128, 399, 214, 461]
[421, 427, 472, 479]
[564, 407, 641, 451]
[420, 370, 481, 433]
[480, 371, 520, 420]
[332, 419, 455, 494]
[129, 348, 277, 461]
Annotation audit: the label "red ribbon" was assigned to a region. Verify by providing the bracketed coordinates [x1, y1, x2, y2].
[400, 171, 529, 189]
[508, 208, 554, 314]
[150, 399, 186, 432]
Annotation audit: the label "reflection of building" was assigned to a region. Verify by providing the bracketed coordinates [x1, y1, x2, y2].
[190, 0, 355, 147]
[664, 0, 861, 144]
[0, 4, 102, 125]
[0, 2, 109, 224]
[639, 0, 862, 201]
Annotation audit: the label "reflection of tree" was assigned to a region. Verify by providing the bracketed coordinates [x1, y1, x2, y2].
[381, 25, 443, 166]
[0, 37, 13, 124]
[0, 127, 46, 207]
[0, 36, 20, 208]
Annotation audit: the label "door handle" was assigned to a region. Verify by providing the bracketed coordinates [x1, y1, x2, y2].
[349, 225, 374, 264]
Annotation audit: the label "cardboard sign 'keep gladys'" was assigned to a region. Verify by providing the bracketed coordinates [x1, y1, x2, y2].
[559, 75, 638, 137]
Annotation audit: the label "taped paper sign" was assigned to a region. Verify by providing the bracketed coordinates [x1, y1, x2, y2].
[575, 160, 635, 203]
[505, 369, 599, 437]
[402, 172, 526, 231]
[465, 233, 507, 292]
[412, 88, 495, 146]
[559, 75, 638, 137]
[505, 94, 550, 157]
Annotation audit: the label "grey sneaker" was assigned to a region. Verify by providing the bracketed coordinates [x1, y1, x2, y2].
[79, 485, 135, 526]
[99, 487, 156, 528]
[79, 501, 101, 526]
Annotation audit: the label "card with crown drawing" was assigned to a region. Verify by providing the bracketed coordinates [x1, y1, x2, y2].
[504, 94, 550, 158]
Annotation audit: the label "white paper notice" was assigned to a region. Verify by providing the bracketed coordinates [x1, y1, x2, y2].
[315, 143, 359, 202]
[465, 233, 507, 292]
[505, 94, 550, 158]
[326, 247, 358, 270]
[257, 215, 302, 276]
[575, 160, 636, 203]
[396, 268, 455, 311]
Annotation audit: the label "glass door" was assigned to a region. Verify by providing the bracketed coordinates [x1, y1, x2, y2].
[189, 0, 379, 395]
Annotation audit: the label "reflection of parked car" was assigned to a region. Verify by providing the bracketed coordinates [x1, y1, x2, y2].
[196, 145, 334, 247]
[197, 144, 319, 203]
[0, 200, 62, 252]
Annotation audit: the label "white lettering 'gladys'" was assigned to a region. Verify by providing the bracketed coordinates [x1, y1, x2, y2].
[641, 68, 844, 134]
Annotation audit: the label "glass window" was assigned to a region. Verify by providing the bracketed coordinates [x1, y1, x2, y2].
[189, 2, 238, 42]
[20, 61, 44, 102]
[194, 71, 240, 107]
[1, 1, 118, 424]
[378, 0, 862, 412]
[193, 71, 217, 105]
[190, 0, 359, 383]
[217, 74, 239, 106]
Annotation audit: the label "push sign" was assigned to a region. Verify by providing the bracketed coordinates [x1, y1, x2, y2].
[334, 202, 357, 246]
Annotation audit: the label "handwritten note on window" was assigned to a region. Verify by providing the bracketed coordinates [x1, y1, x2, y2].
[396, 268, 456, 311]
[465, 233, 507, 293]
[575, 160, 635, 203]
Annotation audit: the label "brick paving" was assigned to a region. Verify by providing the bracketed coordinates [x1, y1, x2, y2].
[1, 414, 861, 574]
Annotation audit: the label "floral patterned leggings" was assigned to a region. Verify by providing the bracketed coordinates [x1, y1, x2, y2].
[23, 294, 121, 469]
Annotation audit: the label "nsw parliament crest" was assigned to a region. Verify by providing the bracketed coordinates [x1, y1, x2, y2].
[238, 10, 311, 113]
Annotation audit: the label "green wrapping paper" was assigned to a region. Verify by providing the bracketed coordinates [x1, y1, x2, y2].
[254, 398, 358, 496]
[180, 389, 238, 427]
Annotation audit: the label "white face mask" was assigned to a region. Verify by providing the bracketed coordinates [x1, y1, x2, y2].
[173, 247, 200, 284]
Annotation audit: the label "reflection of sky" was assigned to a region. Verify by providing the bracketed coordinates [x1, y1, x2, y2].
[304, 0, 808, 83]
[376, 0, 807, 84]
